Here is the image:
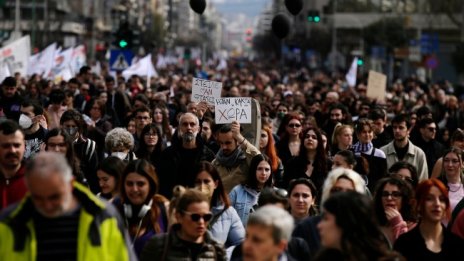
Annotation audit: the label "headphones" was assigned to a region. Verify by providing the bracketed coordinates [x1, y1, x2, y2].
[124, 199, 153, 218]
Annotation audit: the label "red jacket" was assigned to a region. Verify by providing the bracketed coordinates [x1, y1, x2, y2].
[0, 165, 27, 210]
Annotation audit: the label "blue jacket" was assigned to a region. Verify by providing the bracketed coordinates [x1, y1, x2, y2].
[229, 185, 260, 226]
[209, 204, 245, 249]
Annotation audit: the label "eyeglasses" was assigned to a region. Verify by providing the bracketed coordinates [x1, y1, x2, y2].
[381, 191, 402, 199]
[427, 127, 437, 132]
[144, 133, 157, 137]
[288, 123, 301, 128]
[182, 211, 213, 222]
[136, 116, 150, 120]
[391, 173, 414, 184]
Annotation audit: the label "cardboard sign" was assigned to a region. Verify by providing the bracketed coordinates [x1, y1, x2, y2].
[192, 77, 222, 106]
[367, 70, 387, 101]
[215, 97, 252, 124]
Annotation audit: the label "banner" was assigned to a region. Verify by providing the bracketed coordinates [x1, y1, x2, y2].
[215, 97, 252, 124]
[0, 35, 31, 77]
[191, 77, 222, 106]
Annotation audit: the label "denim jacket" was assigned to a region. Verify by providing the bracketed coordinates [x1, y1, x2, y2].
[229, 185, 260, 226]
[209, 204, 245, 249]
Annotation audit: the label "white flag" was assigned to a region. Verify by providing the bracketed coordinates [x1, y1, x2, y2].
[345, 57, 358, 87]
[0, 35, 31, 77]
[122, 54, 158, 80]
[27, 53, 41, 76]
[0, 62, 11, 82]
[70, 45, 87, 76]
[50, 47, 73, 81]
[216, 58, 227, 71]
[155, 54, 167, 69]
[38, 43, 57, 78]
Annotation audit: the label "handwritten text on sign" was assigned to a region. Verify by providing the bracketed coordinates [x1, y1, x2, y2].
[215, 98, 252, 124]
[191, 77, 222, 106]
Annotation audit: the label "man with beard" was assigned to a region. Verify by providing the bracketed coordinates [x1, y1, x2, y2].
[381, 114, 428, 181]
[157, 113, 215, 198]
[0, 120, 28, 210]
[212, 121, 261, 192]
[0, 151, 136, 260]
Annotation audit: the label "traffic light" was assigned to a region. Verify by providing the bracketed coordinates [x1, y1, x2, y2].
[307, 10, 320, 23]
[357, 57, 364, 66]
[112, 22, 133, 49]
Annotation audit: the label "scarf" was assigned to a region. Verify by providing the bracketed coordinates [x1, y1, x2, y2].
[215, 146, 246, 168]
[351, 141, 373, 154]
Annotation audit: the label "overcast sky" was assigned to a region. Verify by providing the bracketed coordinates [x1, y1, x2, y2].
[211, 0, 270, 18]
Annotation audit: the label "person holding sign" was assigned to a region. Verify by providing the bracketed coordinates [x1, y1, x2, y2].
[212, 121, 261, 193]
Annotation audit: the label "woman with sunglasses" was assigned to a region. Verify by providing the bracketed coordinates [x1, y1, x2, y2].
[115, 159, 169, 258]
[229, 154, 274, 226]
[141, 189, 227, 261]
[193, 161, 245, 251]
[373, 177, 417, 246]
[394, 179, 464, 259]
[275, 112, 304, 165]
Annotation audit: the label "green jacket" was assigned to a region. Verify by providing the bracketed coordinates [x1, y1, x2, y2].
[0, 182, 136, 261]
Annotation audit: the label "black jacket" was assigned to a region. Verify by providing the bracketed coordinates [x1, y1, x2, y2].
[157, 135, 215, 198]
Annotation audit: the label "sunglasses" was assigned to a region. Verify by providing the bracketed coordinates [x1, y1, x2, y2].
[182, 211, 213, 222]
[381, 191, 402, 199]
[288, 123, 301, 128]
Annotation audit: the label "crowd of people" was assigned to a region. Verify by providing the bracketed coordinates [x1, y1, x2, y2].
[1, 60, 464, 260]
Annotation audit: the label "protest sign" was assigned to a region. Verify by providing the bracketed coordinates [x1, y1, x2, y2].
[367, 70, 387, 101]
[215, 97, 252, 124]
[191, 77, 222, 106]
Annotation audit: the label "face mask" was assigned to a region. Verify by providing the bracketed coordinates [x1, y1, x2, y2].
[111, 152, 128, 160]
[277, 112, 286, 119]
[19, 114, 32, 129]
[64, 127, 78, 137]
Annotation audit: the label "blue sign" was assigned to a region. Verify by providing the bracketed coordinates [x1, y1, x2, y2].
[420, 33, 439, 55]
[109, 50, 134, 71]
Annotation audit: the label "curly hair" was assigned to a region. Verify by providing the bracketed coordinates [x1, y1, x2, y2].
[105, 127, 134, 152]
